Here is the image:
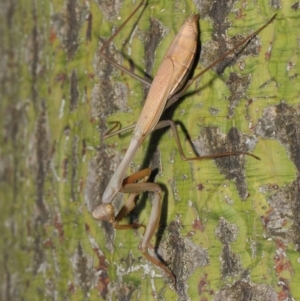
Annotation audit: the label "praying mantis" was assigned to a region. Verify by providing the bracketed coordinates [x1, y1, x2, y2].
[92, 0, 276, 287]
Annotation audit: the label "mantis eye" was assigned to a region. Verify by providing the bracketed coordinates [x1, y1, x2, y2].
[92, 204, 115, 223]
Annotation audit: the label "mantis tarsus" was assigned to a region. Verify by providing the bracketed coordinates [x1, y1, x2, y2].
[92, 0, 276, 287]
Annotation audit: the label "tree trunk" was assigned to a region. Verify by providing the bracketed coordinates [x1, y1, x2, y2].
[1, 0, 299, 300]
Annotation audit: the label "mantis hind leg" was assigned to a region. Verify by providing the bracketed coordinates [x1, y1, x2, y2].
[155, 119, 260, 161]
[99, 0, 151, 87]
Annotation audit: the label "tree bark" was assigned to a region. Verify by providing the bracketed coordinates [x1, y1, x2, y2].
[1, 0, 299, 300]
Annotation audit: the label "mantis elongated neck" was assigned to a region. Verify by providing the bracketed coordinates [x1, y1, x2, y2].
[102, 136, 140, 204]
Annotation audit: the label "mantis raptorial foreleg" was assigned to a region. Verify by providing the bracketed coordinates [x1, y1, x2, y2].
[110, 168, 151, 231]
[93, 0, 276, 288]
[94, 167, 171, 279]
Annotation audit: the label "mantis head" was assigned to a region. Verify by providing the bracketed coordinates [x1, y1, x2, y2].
[92, 204, 115, 224]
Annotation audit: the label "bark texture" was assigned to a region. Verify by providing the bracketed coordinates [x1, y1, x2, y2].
[1, 0, 299, 300]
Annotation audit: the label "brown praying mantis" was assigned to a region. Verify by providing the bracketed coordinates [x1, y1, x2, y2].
[92, 0, 276, 287]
